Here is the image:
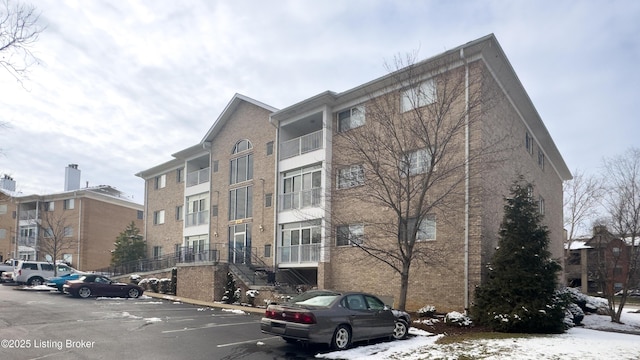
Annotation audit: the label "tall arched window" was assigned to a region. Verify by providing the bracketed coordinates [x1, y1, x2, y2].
[230, 139, 253, 184]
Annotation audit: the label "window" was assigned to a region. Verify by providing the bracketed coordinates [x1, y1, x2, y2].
[153, 210, 165, 225]
[0, 204, 7, 214]
[538, 196, 545, 215]
[213, 160, 219, 173]
[538, 150, 545, 170]
[175, 205, 183, 221]
[336, 224, 364, 246]
[525, 131, 534, 155]
[402, 148, 431, 176]
[0, 229, 6, 239]
[137, 210, 144, 220]
[177, 168, 184, 183]
[186, 195, 208, 227]
[338, 105, 365, 132]
[63, 253, 72, 265]
[612, 247, 621, 256]
[527, 185, 534, 199]
[64, 226, 73, 237]
[280, 220, 321, 262]
[212, 205, 218, 217]
[43, 228, 54, 238]
[265, 193, 273, 208]
[63, 198, 74, 210]
[233, 139, 252, 153]
[264, 244, 272, 258]
[153, 246, 162, 260]
[282, 165, 322, 210]
[266, 141, 274, 156]
[44, 201, 54, 211]
[229, 186, 253, 220]
[401, 79, 436, 112]
[402, 215, 436, 241]
[41, 263, 54, 271]
[337, 165, 364, 189]
[230, 154, 253, 184]
[155, 174, 166, 189]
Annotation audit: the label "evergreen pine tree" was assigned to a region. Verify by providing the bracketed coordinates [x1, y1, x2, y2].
[111, 222, 146, 266]
[472, 178, 564, 333]
[222, 272, 239, 304]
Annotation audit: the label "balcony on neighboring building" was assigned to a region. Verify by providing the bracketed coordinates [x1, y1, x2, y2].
[280, 130, 323, 160]
[185, 210, 209, 227]
[18, 209, 37, 221]
[277, 243, 320, 264]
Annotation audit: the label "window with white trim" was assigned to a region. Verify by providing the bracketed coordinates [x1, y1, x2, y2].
[337, 165, 364, 189]
[402, 215, 436, 241]
[155, 174, 166, 189]
[402, 148, 431, 176]
[64, 226, 73, 237]
[538, 150, 545, 170]
[336, 224, 364, 246]
[153, 210, 165, 225]
[337, 105, 365, 132]
[525, 131, 534, 155]
[538, 195, 545, 215]
[401, 79, 436, 112]
[63, 198, 74, 210]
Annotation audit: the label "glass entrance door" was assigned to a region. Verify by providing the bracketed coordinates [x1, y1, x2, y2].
[229, 224, 251, 264]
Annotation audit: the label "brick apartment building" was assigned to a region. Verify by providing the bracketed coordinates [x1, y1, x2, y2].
[0, 166, 144, 271]
[138, 34, 571, 311]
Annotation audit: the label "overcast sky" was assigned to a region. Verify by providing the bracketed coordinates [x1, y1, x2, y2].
[1, 0, 638, 204]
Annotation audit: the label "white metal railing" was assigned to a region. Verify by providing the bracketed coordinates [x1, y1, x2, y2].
[185, 210, 209, 227]
[277, 244, 320, 263]
[279, 188, 321, 211]
[186, 168, 210, 187]
[280, 130, 323, 160]
[19, 210, 37, 220]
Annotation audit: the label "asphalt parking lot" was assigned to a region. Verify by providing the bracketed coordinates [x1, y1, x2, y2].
[0, 283, 327, 360]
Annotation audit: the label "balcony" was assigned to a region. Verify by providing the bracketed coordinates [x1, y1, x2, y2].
[277, 244, 320, 264]
[19, 210, 37, 221]
[279, 188, 322, 211]
[186, 168, 210, 187]
[185, 210, 209, 227]
[280, 130, 323, 160]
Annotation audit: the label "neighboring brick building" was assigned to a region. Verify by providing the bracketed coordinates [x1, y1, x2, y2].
[0, 166, 143, 271]
[139, 34, 571, 311]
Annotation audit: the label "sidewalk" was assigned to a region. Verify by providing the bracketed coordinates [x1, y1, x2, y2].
[144, 291, 266, 314]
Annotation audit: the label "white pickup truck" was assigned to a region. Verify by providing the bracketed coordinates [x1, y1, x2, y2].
[0, 259, 18, 282]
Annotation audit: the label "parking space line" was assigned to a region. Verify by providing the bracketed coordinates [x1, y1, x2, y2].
[217, 336, 281, 348]
[161, 321, 258, 333]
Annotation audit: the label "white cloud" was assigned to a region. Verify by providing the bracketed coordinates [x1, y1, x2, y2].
[1, 0, 638, 202]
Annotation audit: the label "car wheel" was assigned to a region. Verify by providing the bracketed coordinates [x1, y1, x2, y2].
[331, 325, 351, 350]
[29, 277, 44, 286]
[392, 319, 409, 340]
[78, 286, 92, 298]
[127, 288, 140, 298]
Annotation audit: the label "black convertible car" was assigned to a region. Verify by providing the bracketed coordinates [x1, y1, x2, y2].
[63, 274, 144, 299]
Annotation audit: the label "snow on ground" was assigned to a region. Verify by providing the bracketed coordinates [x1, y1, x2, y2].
[316, 306, 640, 360]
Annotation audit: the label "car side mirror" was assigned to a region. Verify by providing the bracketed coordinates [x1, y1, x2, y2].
[383, 305, 391, 311]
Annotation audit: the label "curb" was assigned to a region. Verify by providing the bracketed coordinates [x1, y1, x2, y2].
[144, 291, 265, 314]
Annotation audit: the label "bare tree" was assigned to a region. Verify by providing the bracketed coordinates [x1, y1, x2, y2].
[563, 169, 603, 260]
[600, 148, 640, 322]
[0, 0, 43, 83]
[38, 206, 76, 275]
[331, 52, 501, 310]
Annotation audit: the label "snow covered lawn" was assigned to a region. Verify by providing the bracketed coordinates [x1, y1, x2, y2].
[316, 307, 640, 360]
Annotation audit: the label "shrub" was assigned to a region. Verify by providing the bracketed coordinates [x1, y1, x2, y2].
[158, 278, 172, 294]
[417, 305, 436, 318]
[445, 311, 472, 327]
[246, 289, 259, 307]
[221, 272, 239, 304]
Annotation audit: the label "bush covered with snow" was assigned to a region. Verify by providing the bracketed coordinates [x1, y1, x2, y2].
[417, 305, 436, 318]
[245, 289, 259, 306]
[445, 311, 472, 327]
[158, 278, 172, 293]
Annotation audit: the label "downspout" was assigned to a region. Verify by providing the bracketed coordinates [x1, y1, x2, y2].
[461, 47, 470, 311]
[272, 120, 280, 274]
[77, 196, 82, 269]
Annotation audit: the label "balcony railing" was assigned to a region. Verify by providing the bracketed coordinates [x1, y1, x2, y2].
[277, 244, 320, 263]
[185, 210, 209, 227]
[280, 130, 323, 160]
[279, 188, 322, 211]
[19, 210, 37, 221]
[186, 168, 210, 187]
